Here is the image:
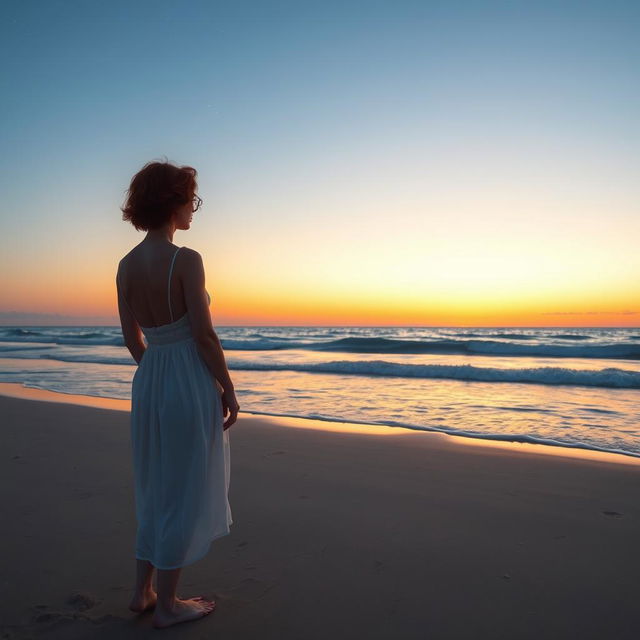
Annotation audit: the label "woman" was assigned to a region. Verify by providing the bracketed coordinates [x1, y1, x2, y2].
[116, 159, 239, 629]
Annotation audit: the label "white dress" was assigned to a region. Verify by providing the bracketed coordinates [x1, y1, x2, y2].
[124, 246, 232, 570]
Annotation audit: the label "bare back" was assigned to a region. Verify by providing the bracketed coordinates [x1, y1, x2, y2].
[118, 242, 189, 328]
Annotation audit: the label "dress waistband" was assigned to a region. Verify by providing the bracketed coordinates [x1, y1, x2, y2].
[141, 313, 194, 345]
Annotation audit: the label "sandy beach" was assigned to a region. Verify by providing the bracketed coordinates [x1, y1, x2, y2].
[1, 384, 640, 639]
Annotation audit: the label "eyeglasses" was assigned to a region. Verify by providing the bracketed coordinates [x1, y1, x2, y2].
[192, 195, 203, 212]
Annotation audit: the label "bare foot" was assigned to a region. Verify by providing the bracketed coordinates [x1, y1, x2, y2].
[129, 588, 158, 613]
[151, 597, 216, 629]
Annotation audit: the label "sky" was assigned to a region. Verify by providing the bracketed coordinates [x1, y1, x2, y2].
[0, 0, 638, 326]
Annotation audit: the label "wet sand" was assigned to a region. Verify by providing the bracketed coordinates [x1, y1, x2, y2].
[1, 386, 639, 639]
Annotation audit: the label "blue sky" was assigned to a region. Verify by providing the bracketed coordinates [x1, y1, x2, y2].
[1, 0, 638, 325]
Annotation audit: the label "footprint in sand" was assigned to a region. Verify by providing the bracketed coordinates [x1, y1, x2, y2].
[227, 577, 275, 601]
[263, 450, 286, 458]
[35, 611, 66, 623]
[271, 450, 285, 455]
[66, 592, 99, 611]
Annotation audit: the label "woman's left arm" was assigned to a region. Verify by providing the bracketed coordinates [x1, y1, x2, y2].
[115, 268, 146, 365]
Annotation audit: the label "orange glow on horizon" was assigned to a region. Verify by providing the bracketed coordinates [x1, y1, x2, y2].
[1, 253, 638, 327]
[2, 286, 637, 327]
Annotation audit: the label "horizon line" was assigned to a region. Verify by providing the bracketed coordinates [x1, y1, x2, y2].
[1, 323, 639, 329]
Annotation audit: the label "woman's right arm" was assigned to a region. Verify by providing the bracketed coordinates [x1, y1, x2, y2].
[181, 248, 239, 429]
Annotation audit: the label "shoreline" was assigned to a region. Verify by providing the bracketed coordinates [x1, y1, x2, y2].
[1, 381, 638, 467]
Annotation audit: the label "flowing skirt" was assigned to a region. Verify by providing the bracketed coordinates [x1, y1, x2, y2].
[130, 336, 232, 569]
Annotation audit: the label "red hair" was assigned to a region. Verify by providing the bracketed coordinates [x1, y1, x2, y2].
[121, 159, 197, 231]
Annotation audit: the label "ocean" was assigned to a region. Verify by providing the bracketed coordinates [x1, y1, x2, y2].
[1, 326, 639, 456]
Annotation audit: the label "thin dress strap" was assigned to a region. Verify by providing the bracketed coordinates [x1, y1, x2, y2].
[167, 247, 182, 322]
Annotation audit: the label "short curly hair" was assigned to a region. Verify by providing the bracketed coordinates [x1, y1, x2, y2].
[121, 159, 198, 231]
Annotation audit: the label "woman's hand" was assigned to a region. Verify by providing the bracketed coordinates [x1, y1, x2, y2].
[221, 389, 240, 430]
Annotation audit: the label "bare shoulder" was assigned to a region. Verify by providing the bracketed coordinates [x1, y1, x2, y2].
[116, 252, 131, 277]
[178, 248, 207, 295]
[179, 246, 202, 260]
[178, 247, 204, 270]
[117, 246, 138, 271]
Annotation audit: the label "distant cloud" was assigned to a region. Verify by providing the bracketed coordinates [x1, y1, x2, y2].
[0, 311, 119, 326]
[541, 311, 638, 316]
